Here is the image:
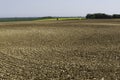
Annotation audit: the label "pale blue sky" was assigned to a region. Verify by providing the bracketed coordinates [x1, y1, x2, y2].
[0, 0, 120, 17]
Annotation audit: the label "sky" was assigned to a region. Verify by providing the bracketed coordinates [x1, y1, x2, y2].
[0, 0, 120, 17]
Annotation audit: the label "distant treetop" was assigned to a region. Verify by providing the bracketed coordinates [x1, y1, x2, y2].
[86, 13, 120, 19]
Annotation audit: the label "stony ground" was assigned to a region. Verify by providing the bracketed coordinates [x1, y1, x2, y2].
[0, 19, 120, 80]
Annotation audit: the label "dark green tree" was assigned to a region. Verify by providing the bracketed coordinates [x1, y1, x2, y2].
[86, 13, 112, 19]
[112, 14, 120, 18]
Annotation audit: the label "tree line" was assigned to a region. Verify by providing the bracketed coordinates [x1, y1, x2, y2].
[86, 13, 120, 19]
